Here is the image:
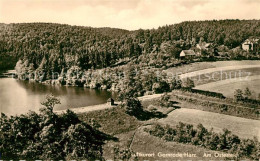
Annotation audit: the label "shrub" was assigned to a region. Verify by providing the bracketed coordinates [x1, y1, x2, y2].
[152, 81, 171, 94]
[0, 95, 109, 160]
[145, 123, 259, 160]
[125, 97, 143, 117]
[234, 89, 244, 101]
[244, 87, 252, 100]
[182, 78, 195, 89]
[159, 93, 174, 107]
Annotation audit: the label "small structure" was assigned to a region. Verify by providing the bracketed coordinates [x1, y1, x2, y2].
[107, 98, 115, 106]
[242, 38, 259, 53]
[196, 42, 212, 51]
[180, 50, 196, 59]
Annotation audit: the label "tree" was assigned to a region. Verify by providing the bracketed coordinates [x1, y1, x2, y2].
[182, 78, 195, 89]
[125, 97, 143, 117]
[152, 81, 170, 94]
[244, 87, 252, 100]
[159, 93, 174, 107]
[0, 95, 108, 160]
[41, 94, 61, 110]
[234, 89, 244, 101]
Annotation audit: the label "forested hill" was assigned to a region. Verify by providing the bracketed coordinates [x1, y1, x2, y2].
[0, 20, 260, 74]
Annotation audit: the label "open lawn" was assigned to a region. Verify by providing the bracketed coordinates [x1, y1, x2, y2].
[195, 75, 260, 98]
[158, 108, 260, 140]
[190, 67, 260, 86]
[78, 107, 141, 135]
[179, 65, 260, 79]
[165, 60, 260, 98]
[165, 60, 260, 76]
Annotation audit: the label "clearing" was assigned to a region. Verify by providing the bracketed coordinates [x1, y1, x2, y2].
[195, 75, 260, 98]
[158, 108, 260, 140]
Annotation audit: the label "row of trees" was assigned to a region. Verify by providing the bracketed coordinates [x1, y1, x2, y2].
[234, 87, 260, 102]
[145, 123, 259, 160]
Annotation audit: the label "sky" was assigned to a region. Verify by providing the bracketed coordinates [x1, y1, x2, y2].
[0, 0, 259, 30]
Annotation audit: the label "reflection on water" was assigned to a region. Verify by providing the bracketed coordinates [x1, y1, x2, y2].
[0, 78, 116, 115]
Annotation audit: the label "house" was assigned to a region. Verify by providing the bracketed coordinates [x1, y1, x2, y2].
[242, 38, 259, 53]
[180, 50, 196, 59]
[107, 98, 115, 106]
[196, 42, 212, 51]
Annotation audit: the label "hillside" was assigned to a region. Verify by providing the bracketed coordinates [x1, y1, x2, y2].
[0, 20, 260, 75]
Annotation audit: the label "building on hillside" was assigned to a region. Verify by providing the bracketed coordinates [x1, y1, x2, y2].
[180, 50, 197, 59]
[242, 38, 259, 53]
[196, 42, 212, 51]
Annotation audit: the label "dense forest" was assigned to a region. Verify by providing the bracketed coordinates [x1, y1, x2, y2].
[0, 20, 260, 74]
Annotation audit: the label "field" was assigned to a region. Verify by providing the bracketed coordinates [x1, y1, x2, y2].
[195, 75, 260, 98]
[78, 61, 260, 160]
[78, 107, 141, 135]
[77, 93, 259, 160]
[165, 60, 260, 76]
[129, 126, 229, 160]
[158, 108, 260, 140]
[165, 60, 260, 98]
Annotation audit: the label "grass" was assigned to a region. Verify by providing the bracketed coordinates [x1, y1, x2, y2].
[165, 60, 260, 75]
[130, 126, 235, 160]
[196, 76, 260, 98]
[78, 93, 258, 160]
[158, 108, 260, 140]
[192, 67, 260, 86]
[78, 106, 141, 135]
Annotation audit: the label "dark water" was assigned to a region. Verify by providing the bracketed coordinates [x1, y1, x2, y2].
[0, 78, 116, 115]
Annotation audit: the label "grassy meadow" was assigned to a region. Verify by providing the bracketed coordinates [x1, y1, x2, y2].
[158, 108, 260, 140]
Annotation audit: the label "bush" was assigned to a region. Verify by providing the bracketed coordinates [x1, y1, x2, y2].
[159, 93, 174, 108]
[152, 81, 170, 94]
[182, 78, 195, 89]
[125, 97, 143, 116]
[0, 95, 109, 160]
[181, 88, 225, 99]
[145, 123, 259, 160]
[234, 89, 244, 101]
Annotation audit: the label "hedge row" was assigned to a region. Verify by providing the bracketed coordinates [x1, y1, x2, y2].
[180, 88, 226, 99]
[172, 95, 260, 120]
[145, 123, 259, 160]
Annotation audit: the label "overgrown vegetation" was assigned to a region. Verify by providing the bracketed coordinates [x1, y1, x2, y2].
[78, 106, 141, 135]
[234, 87, 260, 105]
[172, 90, 260, 120]
[145, 123, 260, 160]
[0, 95, 112, 160]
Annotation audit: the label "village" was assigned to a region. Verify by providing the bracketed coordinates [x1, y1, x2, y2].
[179, 37, 259, 59]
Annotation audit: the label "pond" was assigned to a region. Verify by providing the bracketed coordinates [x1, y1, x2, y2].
[0, 78, 116, 115]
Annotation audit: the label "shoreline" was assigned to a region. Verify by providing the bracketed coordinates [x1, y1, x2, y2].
[55, 93, 163, 114]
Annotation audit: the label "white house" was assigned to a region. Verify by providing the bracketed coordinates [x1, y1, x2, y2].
[242, 38, 259, 53]
[180, 50, 196, 59]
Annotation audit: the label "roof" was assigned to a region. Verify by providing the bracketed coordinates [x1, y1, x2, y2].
[243, 38, 259, 44]
[196, 42, 212, 50]
[180, 50, 196, 56]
